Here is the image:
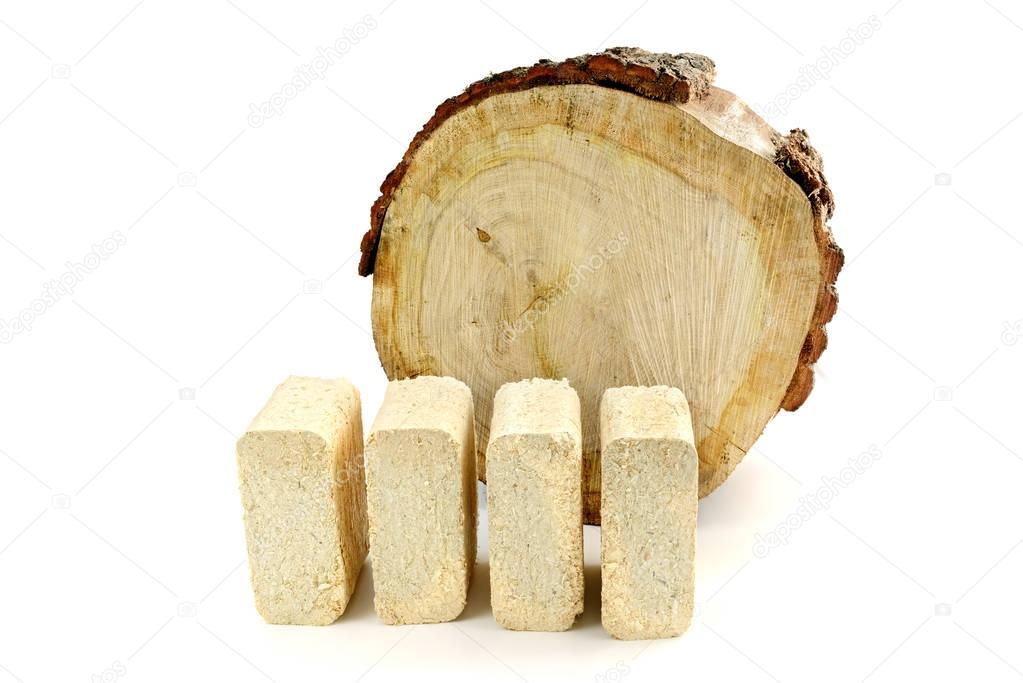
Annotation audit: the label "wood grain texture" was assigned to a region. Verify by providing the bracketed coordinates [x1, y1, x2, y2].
[358, 48, 842, 523]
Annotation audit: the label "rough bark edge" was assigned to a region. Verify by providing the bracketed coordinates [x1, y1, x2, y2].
[357, 48, 842, 412]
[357, 47, 717, 277]
[774, 128, 844, 411]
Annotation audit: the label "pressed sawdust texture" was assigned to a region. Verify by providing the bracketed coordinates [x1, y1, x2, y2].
[365, 375, 478, 624]
[236, 376, 368, 625]
[487, 378, 584, 631]
[600, 385, 697, 640]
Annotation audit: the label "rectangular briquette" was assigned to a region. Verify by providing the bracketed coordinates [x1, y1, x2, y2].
[600, 385, 698, 640]
[365, 375, 477, 624]
[236, 376, 368, 625]
[487, 378, 584, 631]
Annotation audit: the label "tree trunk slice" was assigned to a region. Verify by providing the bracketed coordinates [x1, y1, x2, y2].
[358, 48, 842, 524]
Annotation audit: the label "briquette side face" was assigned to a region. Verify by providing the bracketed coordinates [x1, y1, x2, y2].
[487, 378, 583, 631]
[236, 376, 367, 625]
[365, 375, 477, 624]
[600, 385, 697, 640]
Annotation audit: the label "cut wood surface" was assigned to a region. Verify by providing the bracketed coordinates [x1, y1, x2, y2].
[359, 47, 842, 524]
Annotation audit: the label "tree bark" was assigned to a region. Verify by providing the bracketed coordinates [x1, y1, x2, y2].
[358, 47, 842, 524]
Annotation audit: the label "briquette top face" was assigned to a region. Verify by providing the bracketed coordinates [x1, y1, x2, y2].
[369, 375, 474, 439]
[243, 376, 359, 443]
[600, 385, 694, 444]
[489, 378, 581, 443]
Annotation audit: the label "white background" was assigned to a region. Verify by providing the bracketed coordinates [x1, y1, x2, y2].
[1, 1, 1021, 681]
